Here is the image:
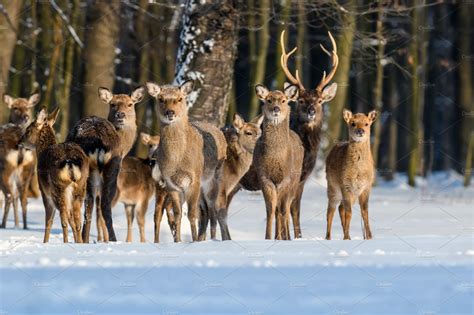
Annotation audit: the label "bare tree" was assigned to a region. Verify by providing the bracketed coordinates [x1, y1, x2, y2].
[0, 0, 24, 123]
[174, 0, 239, 126]
[82, 1, 121, 118]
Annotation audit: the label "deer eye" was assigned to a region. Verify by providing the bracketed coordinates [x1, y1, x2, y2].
[178, 97, 183, 102]
[282, 99, 286, 103]
[128, 103, 133, 107]
[245, 131, 253, 136]
[351, 123, 356, 127]
[365, 123, 369, 126]
[267, 99, 272, 104]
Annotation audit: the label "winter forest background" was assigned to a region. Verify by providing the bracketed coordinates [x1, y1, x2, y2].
[0, 0, 472, 186]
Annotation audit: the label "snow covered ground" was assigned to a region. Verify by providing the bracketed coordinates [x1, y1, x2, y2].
[1, 172, 473, 314]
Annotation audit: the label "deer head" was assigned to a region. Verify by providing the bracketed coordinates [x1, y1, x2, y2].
[20, 107, 60, 150]
[343, 110, 378, 143]
[223, 113, 263, 154]
[255, 84, 298, 125]
[3, 93, 40, 126]
[280, 30, 338, 125]
[98, 86, 145, 130]
[140, 132, 161, 158]
[146, 81, 193, 124]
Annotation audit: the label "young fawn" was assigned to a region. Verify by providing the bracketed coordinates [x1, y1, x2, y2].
[325, 109, 378, 240]
[141, 133, 175, 243]
[3, 93, 40, 125]
[280, 30, 339, 238]
[199, 113, 263, 241]
[67, 86, 144, 242]
[0, 124, 35, 229]
[254, 84, 304, 240]
[20, 108, 89, 243]
[146, 80, 226, 242]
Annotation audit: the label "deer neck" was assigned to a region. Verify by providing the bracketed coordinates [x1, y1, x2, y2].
[348, 138, 372, 160]
[116, 123, 137, 157]
[225, 145, 253, 176]
[37, 128, 57, 155]
[262, 115, 290, 152]
[159, 119, 189, 161]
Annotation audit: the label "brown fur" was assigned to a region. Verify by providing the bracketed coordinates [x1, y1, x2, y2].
[253, 84, 304, 240]
[20, 108, 89, 243]
[199, 113, 263, 240]
[147, 81, 226, 242]
[0, 124, 36, 229]
[66, 86, 144, 242]
[325, 110, 378, 240]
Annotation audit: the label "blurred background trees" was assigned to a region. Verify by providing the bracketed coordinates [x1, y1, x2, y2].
[0, 0, 472, 186]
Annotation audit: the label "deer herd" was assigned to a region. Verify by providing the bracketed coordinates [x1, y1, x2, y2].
[0, 31, 377, 244]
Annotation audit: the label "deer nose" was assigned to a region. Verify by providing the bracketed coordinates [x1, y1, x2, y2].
[308, 107, 316, 116]
[165, 109, 175, 117]
[355, 128, 365, 136]
[115, 111, 125, 119]
[149, 158, 157, 167]
[272, 106, 281, 114]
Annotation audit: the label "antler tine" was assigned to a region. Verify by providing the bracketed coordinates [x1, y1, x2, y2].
[280, 30, 305, 91]
[316, 31, 339, 92]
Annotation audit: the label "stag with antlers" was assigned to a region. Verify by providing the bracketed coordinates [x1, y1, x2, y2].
[280, 30, 339, 238]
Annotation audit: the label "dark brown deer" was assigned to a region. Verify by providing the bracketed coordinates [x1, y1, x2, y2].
[20, 107, 89, 243]
[280, 30, 339, 238]
[66, 86, 144, 242]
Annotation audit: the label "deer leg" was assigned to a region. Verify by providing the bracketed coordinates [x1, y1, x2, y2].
[59, 204, 69, 243]
[96, 195, 104, 242]
[342, 193, 355, 240]
[82, 179, 95, 243]
[262, 181, 277, 240]
[164, 198, 175, 236]
[359, 189, 372, 240]
[215, 189, 230, 241]
[291, 186, 304, 239]
[1, 194, 12, 228]
[101, 157, 121, 242]
[42, 193, 55, 243]
[169, 192, 182, 242]
[72, 198, 83, 243]
[20, 180, 30, 230]
[124, 204, 134, 242]
[198, 199, 209, 241]
[12, 196, 19, 228]
[136, 202, 147, 243]
[325, 199, 338, 240]
[68, 208, 79, 243]
[153, 192, 166, 243]
[187, 183, 201, 242]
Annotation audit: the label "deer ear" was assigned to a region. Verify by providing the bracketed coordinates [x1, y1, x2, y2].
[284, 84, 299, 101]
[98, 87, 113, 104]
[131, 86, 145, 104]
[368, 110, 378, 123]
[252, 114, 264, 127]
[146, 82, 161, 98]
[48, 107, 60, 126]
[321, 83, 337, 103]
[342, 109, 352, 123]
[232, 113, 245, 129]
[27, 93, 40, 108]
[255, 84, 269, 100]
[140, 132, 151, 145]
[179, 80, 194, 94]
[36, 107, 48, 124]
[3, 94, 14, 108]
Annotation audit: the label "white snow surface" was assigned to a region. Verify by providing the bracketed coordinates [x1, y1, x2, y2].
[0, 172, 473, 314]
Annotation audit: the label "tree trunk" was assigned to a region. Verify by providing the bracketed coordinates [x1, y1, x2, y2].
[371, 1, 385, 180]
[247, 0, 270, 119]
[273, 0, 291, 89]
[458, 2, 474, 173]
[325, 0, 356, 149]
[0, 0, 24, 124]
[58, 0, 80, 141]
[82, 1, 121, 118]
[464, 133, 473, 187]
[175, 0, 239, 126]
[385, 66, 399, 181]
[408, 6, 421, 187]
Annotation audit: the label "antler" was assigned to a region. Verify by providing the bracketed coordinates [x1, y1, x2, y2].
[280, 30, 305, 91]
[316, 31, 339, 93]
